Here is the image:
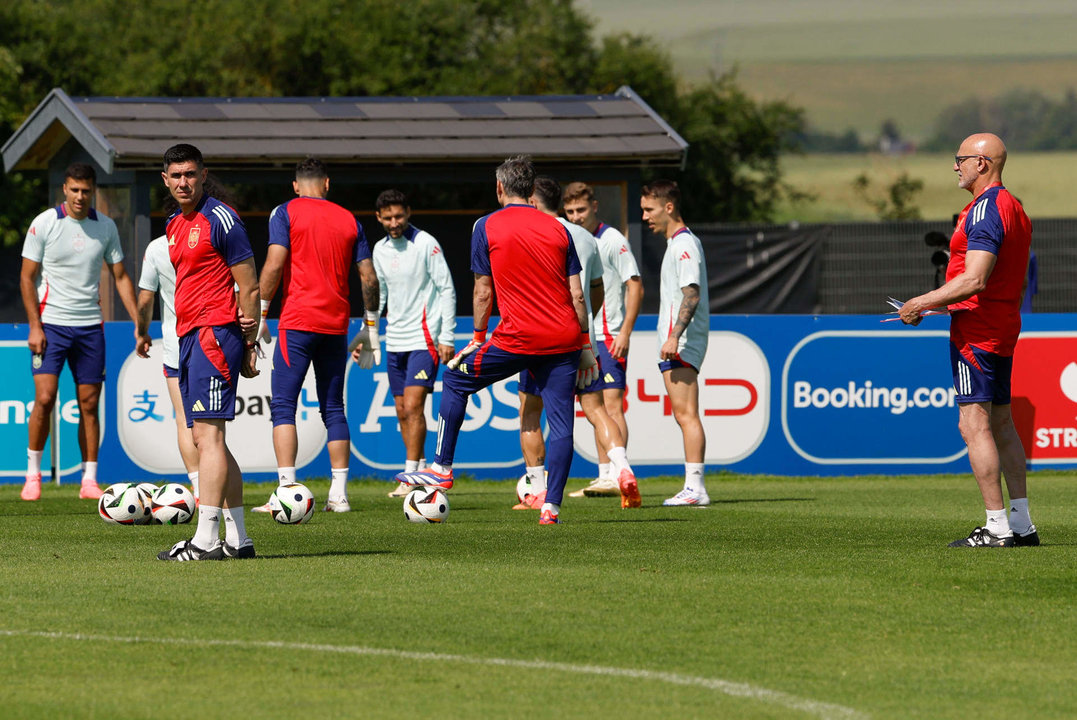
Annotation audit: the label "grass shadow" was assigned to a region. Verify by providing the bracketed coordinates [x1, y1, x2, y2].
[256, 549, 393, 560]
[713, 497, 816, 505]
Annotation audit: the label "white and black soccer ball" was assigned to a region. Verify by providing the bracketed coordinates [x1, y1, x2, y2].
[99, 484, 149, 525]
[151, 483, 195, 525]
[134, 483, 159, 524]
[271, 483, 315, 524]
[404, 487, 449, 523]
[516, 474, 533, 503]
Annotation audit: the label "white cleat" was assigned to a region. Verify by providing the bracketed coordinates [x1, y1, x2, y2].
[662, 488, 711, 507]
[323, 497, 351, 513]
[250, 498, 275, 513]
[387, 482, 411, 498]
[571, 476, 619, 498]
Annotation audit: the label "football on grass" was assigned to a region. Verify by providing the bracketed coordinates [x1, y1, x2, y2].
[150, 483, 195, 525]
[271, 483, 315, 524]
[99, 484, 149, 525]
[404, 487, 449, 523]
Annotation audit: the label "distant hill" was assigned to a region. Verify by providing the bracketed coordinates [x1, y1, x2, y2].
[577, 0, 1077, 143]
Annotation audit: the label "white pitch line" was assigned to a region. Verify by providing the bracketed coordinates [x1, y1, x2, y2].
[0, 629, 868, 720]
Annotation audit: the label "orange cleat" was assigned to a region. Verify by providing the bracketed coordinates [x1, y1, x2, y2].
[512, 490, 546, 510]
[618, 468, 641, 509]
[21, 473, 42, 501]
[539, 508, 560, 525]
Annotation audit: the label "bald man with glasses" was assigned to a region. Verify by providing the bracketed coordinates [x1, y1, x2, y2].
[900, 133, 1037, 548]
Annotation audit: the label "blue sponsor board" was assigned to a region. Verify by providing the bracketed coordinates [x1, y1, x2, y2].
[2, 314, 1075, 484]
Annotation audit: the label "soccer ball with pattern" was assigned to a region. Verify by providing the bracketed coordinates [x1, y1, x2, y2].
[516, 474, 533, 503]
[270, 483, 315, 524]
[134, 483, 158, 524]
[99, 483, 149, 525]
[403, 488, 449, 523]
[150, 483, 196, 525]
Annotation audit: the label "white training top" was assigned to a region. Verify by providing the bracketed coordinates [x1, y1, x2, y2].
[137, 235, 179, 369]
[373, 225, 457, 353]
[658, 227, 709, 369]
[593, 223, 641, 345]
[559, 218, 604, 348]
[21, 205, 124, 326]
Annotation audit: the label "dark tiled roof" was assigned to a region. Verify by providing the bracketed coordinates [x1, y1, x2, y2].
[3, 88, 687, 172]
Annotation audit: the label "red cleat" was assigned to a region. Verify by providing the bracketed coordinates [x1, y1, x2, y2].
[618, 468, 641, 509]
[21, 473, 42, 501]
[79, 481, 104, 500]
[512, 490, 546, 510]
[539, 508, 560, 525]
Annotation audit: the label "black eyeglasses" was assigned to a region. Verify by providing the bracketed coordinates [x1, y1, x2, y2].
[955, 155, 992, 165]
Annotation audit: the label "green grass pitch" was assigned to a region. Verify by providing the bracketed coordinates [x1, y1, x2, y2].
[1, 473, 1074, 719]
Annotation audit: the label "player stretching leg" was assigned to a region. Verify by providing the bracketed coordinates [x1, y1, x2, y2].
[135, 234, 200, 499]
[372, 190, 456, 498]
[562, 182, 644, 498]
[642, 181, 711, 506]
[19, 163, 139, 501]
[251, 158, 379, 514]
[515, 177, 640, 510]
[157, 144, 260, 561]
[395, 157, 596, 525]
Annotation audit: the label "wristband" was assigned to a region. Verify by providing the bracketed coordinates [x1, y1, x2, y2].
[260, 299, 271, 319]
[364, 310, 379, 327]
[472, 328, 487, 343]
[245, 341, 258, 349]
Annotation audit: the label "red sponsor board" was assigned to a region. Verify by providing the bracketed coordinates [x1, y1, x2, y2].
[1011, 334, 1077, 462]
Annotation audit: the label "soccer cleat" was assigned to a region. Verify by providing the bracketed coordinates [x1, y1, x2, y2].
[21, 473, 42, 501]
[618, 468, 641, 509]
[157, 539, 224, 561]
[250, 496, 274, 513]
[581, 476, 620, 497]
[512, 490, 546, 510]
[222, 539, 257, 559]
[79, 481, 103, 500]
[539, 509, 560, 525]
[662, 488, 711, 507]
[394, 467, 453, 490]
[323, 496, 351, 513]
[387, 482, 411, 498]
[1013, 525, 1040, 547]
[948, 526, 1015, 548]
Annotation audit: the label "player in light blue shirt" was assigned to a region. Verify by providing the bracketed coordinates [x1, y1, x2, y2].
[372, 190, 457, 496]
[642, 180, 710, 507]
[135, 234, 199, 498]
[19, 163, 139, 501]
[516, 177, 641, 510]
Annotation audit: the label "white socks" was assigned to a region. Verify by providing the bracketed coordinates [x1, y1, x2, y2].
[985, 508, 1012, 537]
[540, 502, 560, 514]
[187, 471, 199, 498]
[27, 449, 43, 477]
[607, 446, 630, 476]
[277, 467, 296, 486]
[405, 460, 419, 473]
[685, 463, 705, 493]
[526, 465, 547, 494]
[431, 462, 450, 474]
[329, 467, 348, 500]
[223, 506, 248, 547]
[1008, 498, 1032, 534]
[598, 462, 611, 481]
[81, 461, 98, 484]
[193, 506, 221, 549]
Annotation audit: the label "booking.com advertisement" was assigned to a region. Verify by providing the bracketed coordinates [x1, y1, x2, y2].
[1, 315, 1075, 485]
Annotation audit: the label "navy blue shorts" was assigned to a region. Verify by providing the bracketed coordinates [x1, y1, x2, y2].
[270, 329, 349, 442]
[659, 356, 699, 374]
[951, 343, 1012, 405]
[386, 349, 438, 395]
[32, 324, 105, 384]
[179, 325, 244, 426]
[594, 340, 627, 391]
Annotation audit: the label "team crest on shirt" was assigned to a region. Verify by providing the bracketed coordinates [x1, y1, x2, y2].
[72, 234, 85, 252]
[168, 234, 176, 246]
[187, 226, 201, 248]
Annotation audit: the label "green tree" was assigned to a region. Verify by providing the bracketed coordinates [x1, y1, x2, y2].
[853, 172, 924, 221]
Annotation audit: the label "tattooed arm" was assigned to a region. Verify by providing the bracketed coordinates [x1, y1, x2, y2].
[660, 284, 700, 361]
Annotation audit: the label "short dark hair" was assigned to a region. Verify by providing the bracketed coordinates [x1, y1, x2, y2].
[495, 155, 535, 199]
[163, 143, 204, 171]
[295, 157, 328, 181]
[531, 176, 562, 214]
[64, 162, 96, 184]
[641, 179, 681, 214]
[562, 181, 594, 205]
[375, 189, 409, 212]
